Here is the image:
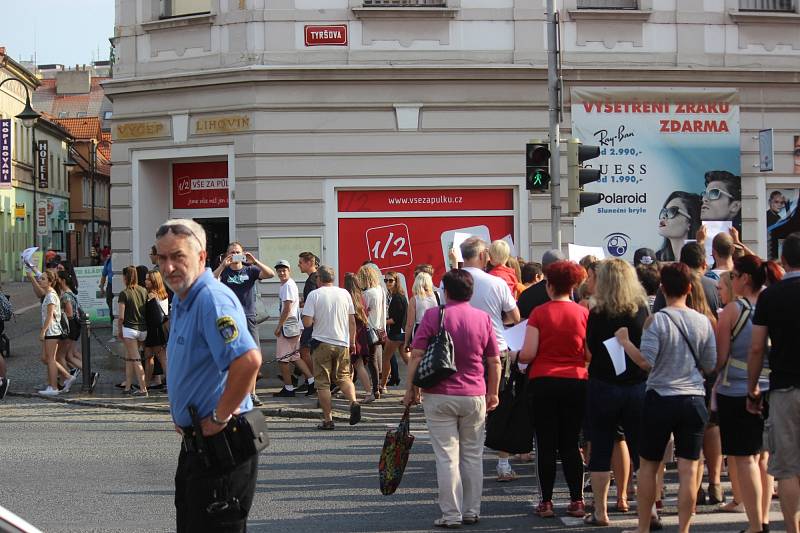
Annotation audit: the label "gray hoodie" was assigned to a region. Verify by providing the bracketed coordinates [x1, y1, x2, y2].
[640, 307, 717, 396]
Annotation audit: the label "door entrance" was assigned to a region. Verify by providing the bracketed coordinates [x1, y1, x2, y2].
[195, 217, 229, 268]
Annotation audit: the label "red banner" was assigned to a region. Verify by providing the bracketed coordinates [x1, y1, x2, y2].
[172, 162, 228, 209]
[338, 215, 515, 287]
[337, 188, 514, 213]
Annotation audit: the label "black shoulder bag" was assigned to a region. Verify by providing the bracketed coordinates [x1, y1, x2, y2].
[413, 305, 457, 388]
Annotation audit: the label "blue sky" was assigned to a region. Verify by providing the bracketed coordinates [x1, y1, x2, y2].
[2, 0, 115, 66]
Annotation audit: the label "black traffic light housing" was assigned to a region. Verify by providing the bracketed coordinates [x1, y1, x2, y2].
[568, 138, 602, 214]
[526, 142, 551, 192]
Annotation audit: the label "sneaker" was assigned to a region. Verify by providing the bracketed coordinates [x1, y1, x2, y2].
[304, 382, 316, 396]
[61, 375, 77, 393]
[535, 501, 555, 518]
[295, 382, 309, 393]
[380, 386, 388, 395]
[349, 402, 362, 425]
[38, 386, 60, 397]
[69, 367, 80, 377]
[496, 465, 517, 482]
[273, 387, 295, 398]
[566, 500, 585, 518]
[131, 389, 149, 397]
[0, 378, 9, 400]
[90, 372, 100, 391]
[362, 393, 376, 404]
[251, 393, 263, 406]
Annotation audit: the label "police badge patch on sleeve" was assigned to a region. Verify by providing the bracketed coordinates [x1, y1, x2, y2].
[216, 316, 239, 344]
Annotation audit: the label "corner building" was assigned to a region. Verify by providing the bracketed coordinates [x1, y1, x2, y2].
[107, 0, 800, 293]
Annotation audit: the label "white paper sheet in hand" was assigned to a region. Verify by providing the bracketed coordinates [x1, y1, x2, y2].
[568, 243, 605, 261]
[502, 321, 529, 352]
[603, 337, 627, 376]
[702, 221, 733, 267]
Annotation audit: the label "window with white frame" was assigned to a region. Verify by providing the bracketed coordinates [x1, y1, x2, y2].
[161, 0, 211, 18]
[362, 0, 447, 6]
[577, 0, 638, 8]
[83, 176, 90, 207]
[739, 0, 795, 9]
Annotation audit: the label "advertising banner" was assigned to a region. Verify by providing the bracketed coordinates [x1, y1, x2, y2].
[74, 266, 111, 322]
[571, 87, 741, 262]
[36, 199, 49, 236]
[172, 162, 229, 209]
[0, 119, 12, 188]
[337, 188, 516, 288]
[767, 188, 799, 259]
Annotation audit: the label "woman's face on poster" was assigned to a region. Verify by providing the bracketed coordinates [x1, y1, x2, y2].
[658, 197, 691, 239]
[701, 180, 740, 221]
[794, 136, 800, 174]
[769, 194, 786, 214]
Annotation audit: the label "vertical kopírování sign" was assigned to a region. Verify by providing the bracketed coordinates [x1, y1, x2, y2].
[0, 119, 12, 188]
[571, 87, 740, 263]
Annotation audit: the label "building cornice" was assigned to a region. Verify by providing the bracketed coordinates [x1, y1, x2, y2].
[103, 63, 800, 98]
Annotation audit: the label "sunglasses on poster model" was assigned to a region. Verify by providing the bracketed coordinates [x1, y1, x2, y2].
[701, 188, 735, 201]
[658, 206, 691, 220]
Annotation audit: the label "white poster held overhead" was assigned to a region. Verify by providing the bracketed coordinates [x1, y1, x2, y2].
[568, 244, 606, 262]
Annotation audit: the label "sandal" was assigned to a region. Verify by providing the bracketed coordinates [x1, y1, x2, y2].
[720, 500, 744, 513]
[584, 513, 609, 527]
[615, 499, 630, 513]
[316, 420, 335, 430]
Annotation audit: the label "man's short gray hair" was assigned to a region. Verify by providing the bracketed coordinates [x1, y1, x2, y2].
[460, 237, 486, 262]
[156, 218, 207, 253]
[317, 265, 335, 283]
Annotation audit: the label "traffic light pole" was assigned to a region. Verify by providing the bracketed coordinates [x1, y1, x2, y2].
[546, 0, 561, 250]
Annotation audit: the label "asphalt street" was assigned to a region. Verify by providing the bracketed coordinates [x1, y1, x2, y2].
[1, 396, 790, 533]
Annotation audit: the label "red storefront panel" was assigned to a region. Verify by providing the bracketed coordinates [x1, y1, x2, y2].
[172, 162, 229, 209]
[338, 215, 515, 286]
[337, 188, 514, 213]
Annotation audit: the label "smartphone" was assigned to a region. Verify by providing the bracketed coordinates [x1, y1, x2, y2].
[232, 253, 246, 263]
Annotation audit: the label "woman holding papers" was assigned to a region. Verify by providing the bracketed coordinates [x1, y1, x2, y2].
[583, 259, 651, 526]
[519, 260, 589, 520]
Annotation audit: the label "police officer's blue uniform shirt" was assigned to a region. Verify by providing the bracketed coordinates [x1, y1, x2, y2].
[167, 268, 257, 428]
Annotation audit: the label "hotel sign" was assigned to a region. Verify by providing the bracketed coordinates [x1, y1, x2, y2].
[37, 140, 49, 189]
[1, 119, 13, 188]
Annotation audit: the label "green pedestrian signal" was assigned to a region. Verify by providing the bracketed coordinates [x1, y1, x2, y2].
[526, 142, 551, 192]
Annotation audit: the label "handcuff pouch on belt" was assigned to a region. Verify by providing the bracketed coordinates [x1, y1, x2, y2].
[186, 405, 270, 470]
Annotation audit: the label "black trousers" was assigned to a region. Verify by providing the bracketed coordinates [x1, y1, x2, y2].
[175, 447, 258, 533]
[529, 376, 587, 503]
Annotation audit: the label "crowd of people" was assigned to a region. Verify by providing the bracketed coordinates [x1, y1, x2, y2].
[3, 223, 798, 533]
[391, 231, 798, 533]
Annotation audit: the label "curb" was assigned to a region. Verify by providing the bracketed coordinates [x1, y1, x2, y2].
[8, 392, 361, 422]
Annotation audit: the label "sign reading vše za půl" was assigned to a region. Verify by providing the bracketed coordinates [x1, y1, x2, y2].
[0, 119, 12, 188]
[571, 87, 740, 263]
[304, 25, 348, 46]
[172, 161, 229, 209]
[74, 266, 111, 322]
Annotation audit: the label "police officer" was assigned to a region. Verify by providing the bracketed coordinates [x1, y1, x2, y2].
[154, 219, 262, 532]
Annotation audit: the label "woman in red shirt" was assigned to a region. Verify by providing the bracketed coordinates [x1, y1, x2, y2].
[519, 260, 589, 519]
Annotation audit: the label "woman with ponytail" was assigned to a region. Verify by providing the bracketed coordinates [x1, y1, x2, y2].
[715, 255, 774, 533]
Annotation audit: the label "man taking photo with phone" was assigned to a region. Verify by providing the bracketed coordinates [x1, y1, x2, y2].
[214, 241, 275, 405]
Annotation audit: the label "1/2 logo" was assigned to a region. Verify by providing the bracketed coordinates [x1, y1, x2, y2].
[605, 233, 630, 257]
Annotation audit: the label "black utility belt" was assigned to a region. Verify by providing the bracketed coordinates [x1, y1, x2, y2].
[182, 410, 269, 470]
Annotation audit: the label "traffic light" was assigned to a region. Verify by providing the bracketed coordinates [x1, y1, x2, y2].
[526, 141, 551, 192]
[567, 138, 602, 214]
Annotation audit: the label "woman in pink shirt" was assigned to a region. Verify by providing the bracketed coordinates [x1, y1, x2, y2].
[403, 269, 501, 528]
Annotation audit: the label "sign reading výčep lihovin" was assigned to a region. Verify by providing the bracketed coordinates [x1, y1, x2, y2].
[571, 88, 741, 262]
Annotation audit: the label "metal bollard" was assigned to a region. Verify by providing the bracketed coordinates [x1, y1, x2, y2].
[80, 311, 93, 392]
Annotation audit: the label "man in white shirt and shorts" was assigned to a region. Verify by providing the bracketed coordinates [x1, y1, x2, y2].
[302, 265, 361, 430]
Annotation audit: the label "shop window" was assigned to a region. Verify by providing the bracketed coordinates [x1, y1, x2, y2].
[739, 0, 795, 9]
[362, 0, 447, 6]
[161, 0, 211, 18]
[577, 0, 638, 7]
